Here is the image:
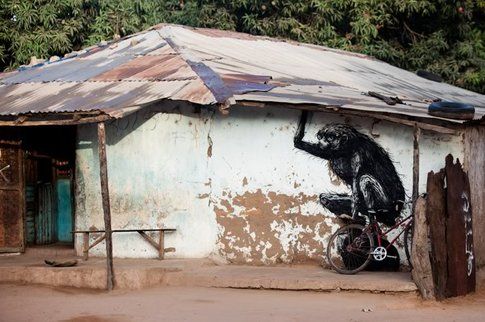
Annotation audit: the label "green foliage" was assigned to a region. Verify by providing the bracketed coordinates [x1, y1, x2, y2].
[0, 0, 484, 94]
[0, 0, 92, 68]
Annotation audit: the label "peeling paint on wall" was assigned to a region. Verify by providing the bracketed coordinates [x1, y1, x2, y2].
[214, 188, 336, 264]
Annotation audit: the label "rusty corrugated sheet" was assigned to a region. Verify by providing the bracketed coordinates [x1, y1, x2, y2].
[157, 25, 484, 121]
[191, 27, 260, 41]
[91, 55, 197, 81]
[0, 23, 483, 124]
[221, 74, 276, 95]
[0, 81, 216, 117]
[1, 31, 169, 84]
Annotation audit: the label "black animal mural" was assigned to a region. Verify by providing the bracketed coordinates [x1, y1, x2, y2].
[294, 111, 405, 226]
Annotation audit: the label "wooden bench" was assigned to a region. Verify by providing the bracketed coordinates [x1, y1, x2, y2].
[72, 228, 176, 260]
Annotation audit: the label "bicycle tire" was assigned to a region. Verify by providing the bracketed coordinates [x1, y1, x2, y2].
[404, 223, 414, 269]
[326, 224, 374, 275]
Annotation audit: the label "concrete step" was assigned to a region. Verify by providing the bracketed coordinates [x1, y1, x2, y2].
[0, 256, 418, 293]
[166, 265, 418, 293]
[24, 245, 76, 258]
[0, 257, 184, 290]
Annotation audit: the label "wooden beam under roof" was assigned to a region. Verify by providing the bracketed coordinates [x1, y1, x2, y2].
[0, 112, 112, 126]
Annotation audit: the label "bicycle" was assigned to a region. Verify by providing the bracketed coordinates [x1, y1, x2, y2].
[326, 211, 414, 274]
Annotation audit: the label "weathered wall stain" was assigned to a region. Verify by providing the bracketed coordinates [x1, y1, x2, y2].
[206, 134, 213, 158]
[215, 189, 336, 264]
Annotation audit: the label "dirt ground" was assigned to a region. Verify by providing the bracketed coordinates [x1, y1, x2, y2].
[1, 284, 485, 322]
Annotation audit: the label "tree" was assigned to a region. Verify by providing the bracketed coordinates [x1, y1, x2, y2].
[0, 0, 96, 69]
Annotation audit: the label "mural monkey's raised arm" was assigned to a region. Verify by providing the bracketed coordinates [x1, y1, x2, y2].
[294, 111, 330, 159]
[293, 111, 405, 225]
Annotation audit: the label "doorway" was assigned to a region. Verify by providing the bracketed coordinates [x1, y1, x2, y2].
[0, 126, 76, 252]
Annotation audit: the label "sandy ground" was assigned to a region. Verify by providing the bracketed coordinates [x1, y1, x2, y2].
[1, 284, 485, 322]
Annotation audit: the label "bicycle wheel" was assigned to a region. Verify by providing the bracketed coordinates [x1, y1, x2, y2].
[404, 223, 414, 269]
[326, 224, 374, 275]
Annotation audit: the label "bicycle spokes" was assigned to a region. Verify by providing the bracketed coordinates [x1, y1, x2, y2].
[326, 224, 374, 274]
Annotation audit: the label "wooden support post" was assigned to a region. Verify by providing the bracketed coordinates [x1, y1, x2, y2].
[98, 122, 115, 291]
[411, 196, 435, 299]
[412, 124, 421, 203]
[159, 231, 165, 260]
[83, 232, 89, 261]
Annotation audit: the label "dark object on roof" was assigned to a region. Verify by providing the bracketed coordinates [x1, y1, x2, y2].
[417, 70, 443, 83]
[428, 101, 475, 120]
[44, 259, 78, 267]
[368, 91, 404, 105]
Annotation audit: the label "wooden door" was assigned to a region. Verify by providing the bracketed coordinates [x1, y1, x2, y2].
[0, 141, 25, 252]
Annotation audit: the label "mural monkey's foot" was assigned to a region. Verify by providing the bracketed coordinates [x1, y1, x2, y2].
[319, 193, 351, 215]
[319, 193, 366, 225]
[319, 192, 402, 226]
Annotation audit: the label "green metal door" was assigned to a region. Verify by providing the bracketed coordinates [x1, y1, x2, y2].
[56, 179, 72, 243]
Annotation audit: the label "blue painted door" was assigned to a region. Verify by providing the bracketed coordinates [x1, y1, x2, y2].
[56, 179, 73, 243]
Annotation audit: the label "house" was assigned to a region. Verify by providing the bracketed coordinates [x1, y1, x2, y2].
[0, 24, 483, 274]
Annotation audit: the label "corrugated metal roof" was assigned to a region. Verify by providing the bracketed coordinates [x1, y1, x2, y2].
[0, 24, 484, 124]
[0, 80, 213, 118]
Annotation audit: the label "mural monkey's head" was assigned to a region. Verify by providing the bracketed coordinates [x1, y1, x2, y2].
[316, 123, 358, 153]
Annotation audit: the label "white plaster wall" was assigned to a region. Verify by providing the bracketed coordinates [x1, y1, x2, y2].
[75, 103, 216, 258]
[75, 102, 464, 264]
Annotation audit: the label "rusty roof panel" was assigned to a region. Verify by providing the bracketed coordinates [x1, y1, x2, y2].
[91, 55, 171, 81]
[187, 61, 233, 104]
[128, 55, 197, 81]
[221, 73, 276, 95]
[2, 53, 134, 83]
[169, 78, 216, 103]
[162, 25, 484, 103]
[145, 43, 177, 56]
[191, 27, 258, 41]
[0, 81, 215, 117]
[1, 31, 168, 84]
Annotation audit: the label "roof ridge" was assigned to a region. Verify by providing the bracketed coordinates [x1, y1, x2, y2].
[158, 28, 234, 107]
[155, 24, 378, 62]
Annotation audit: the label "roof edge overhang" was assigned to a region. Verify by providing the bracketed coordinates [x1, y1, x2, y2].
[1, 98, 482, 133]
[235, 100, 480, 134]
[0, 110, 112, 126]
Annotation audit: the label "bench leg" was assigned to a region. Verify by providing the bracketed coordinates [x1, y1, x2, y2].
[83, 232, 89, 261]
[159, 231, 165, 260]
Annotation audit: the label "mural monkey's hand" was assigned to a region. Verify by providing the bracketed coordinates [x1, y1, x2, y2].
[294, 110, 310, 143]
[293, 110, 325, 158]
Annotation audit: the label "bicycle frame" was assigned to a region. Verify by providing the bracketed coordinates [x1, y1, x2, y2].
[366, 214, 413, 251]
[326, 212, 415, 273]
